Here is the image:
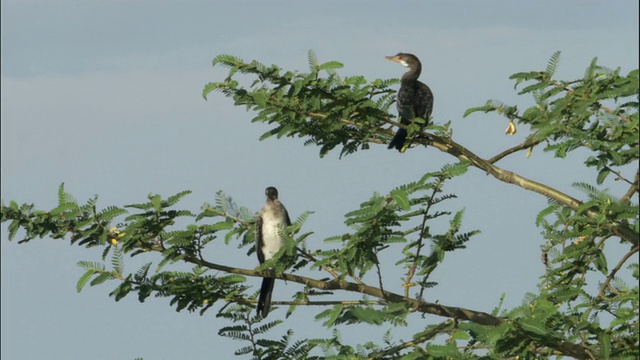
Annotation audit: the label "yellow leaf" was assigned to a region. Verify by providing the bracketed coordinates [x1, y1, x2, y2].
[505, 120, 517, 135]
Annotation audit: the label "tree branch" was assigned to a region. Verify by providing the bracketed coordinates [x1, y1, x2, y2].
[343, 113, 638, 246]
[621, 168, 639, 203]
[413, 133, 639, 247]
[267, 299, 386, 306]
[183, 255, 504, 327]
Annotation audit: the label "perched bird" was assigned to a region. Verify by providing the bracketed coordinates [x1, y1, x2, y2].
[385, 53, 434, 152]
[255, 186, 291, 317]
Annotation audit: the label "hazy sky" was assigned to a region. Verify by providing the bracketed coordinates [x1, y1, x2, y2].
[2, 1, 638, 359]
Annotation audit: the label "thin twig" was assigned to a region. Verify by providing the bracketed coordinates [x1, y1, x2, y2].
[415, 177, 445, 300]
[598, 245, 639, 300]
[367, 320, 454, 359]
[605, 166, 635, 186]
[600, 104, 632, 123]
[375, 261, 386, 299]
[295, 246, 343, 282]
[488, 135, 544, 164]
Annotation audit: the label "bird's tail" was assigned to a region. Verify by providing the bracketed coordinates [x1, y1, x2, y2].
[257, 277, 275, 317]
[388, 128, 408, 152]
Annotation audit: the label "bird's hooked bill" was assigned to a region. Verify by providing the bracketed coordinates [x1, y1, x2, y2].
[385, 55, 408, 67]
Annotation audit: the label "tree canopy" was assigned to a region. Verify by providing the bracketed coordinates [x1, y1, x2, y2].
[2, 51, 638, 359]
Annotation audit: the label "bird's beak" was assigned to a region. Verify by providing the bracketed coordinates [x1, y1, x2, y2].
[385, 55, 400, 62]
[385, 55, 407, 67]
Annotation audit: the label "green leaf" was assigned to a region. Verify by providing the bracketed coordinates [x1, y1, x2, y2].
[90, 272, 113, 286]
[57, 182, 68, 206]
[166, 190, 192, 207]
[598, 332, 611, 360]
[202, 82, 221, 100]
[150, 194, 162, 210]
[596, 168, 611, 185]
[595, 250, 608, 274]
[76, 270, 95, 293]
[50, 202, 79, 216]
[545, 51, 561, 77]
[425, 344, 460, 357]
[111, 247, 124, 274]
[519, 81, 550, 95]
[441, 162, 469, 177]
[350, 307, 383, 325]
[451, 329, 470, 340]
[463, 102, 495, 117]
[252, 92, 267, 108]
[318, 61, 344, 71]
[307, 49, 319, 71]
[212, 54, 244, 68]
[317, 305, 343, 327]
[390, 189, 410, 210]
[519, 318, 547, 336]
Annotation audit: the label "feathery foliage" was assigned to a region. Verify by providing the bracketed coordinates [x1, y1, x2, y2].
[2, 51, 638, 359]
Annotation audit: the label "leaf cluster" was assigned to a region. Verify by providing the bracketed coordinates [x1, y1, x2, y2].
[466, 51, 639, 185]
[1, 167, 484, 358]
[203, 50, 399, 158]
[2, 52, 638, 359]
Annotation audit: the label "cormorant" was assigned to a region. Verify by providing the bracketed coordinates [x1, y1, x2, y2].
[256, 186, 291, 317]
[385, 53, 434, 152]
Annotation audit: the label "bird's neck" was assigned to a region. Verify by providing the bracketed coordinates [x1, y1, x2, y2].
[401, 66, 421, 83]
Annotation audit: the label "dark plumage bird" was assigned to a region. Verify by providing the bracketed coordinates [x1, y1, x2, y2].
[255, 186, 291, 317]
[385, 53, 434, 152]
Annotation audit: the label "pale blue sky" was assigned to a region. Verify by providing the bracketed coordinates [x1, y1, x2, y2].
[2, 1, 638, 359]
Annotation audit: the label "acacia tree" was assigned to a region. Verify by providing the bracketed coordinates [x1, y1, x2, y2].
[2, 51, 638, 359]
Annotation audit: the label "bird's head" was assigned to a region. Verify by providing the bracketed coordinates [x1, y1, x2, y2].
[385, 53, 420, 68]
[265, 186, 279, 200]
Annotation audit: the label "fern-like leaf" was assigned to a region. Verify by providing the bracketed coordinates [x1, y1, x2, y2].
[212, 54, 244, 68]
[318, 60, 344, 71]
[307, 49, 319, 72]
[111, 246, 124, 274]
[583, 56, 599, 80]
[98, 206, 127, 222]
[545, 51, 561, 78]
[166, 190, 192, 207]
